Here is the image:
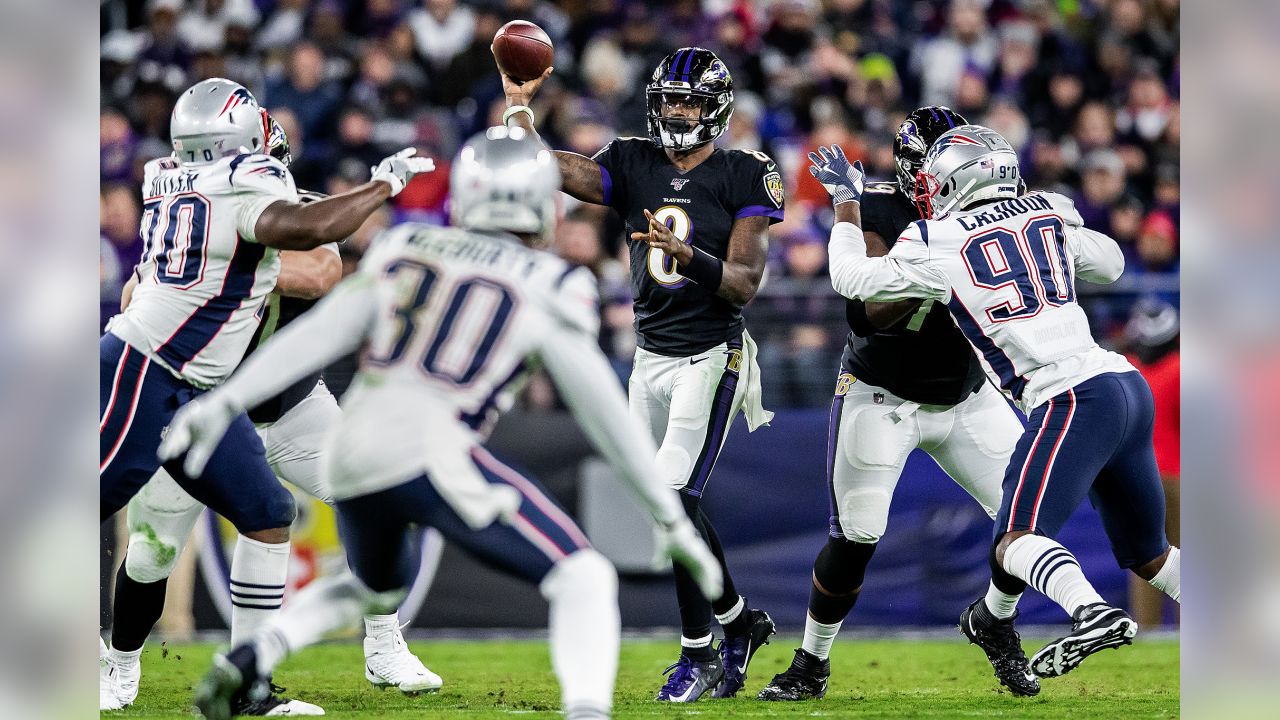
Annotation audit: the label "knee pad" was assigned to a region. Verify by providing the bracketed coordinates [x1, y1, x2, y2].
[813, 536, 877, 595]
[541, 549, 618, 603]
[655, 444, 694, 491]
[836, 487, 892, 544]
[125, 530, 184, 584]
[125, 489, 203, 584]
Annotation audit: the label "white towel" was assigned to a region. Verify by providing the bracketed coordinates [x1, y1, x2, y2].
[739, 330, 774, 432]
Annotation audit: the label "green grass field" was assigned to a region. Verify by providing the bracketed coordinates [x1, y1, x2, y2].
[108, 635, 1178, 719]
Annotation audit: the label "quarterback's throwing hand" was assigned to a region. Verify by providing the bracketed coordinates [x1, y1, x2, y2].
[371, 148, 436, 197]
[157, 394, 240, 477]
[659, 517, 724, 601]
[808, 144, 866, 207]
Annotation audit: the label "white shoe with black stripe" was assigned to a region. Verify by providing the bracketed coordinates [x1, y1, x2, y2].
[1031, 603, 1137, 678]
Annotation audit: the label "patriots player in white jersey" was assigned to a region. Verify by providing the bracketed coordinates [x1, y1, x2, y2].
[101, 113, 439, 713]
[157, 127, 722, 720]
[99, 78, 433, 714]
[808, 126, 1181, 681]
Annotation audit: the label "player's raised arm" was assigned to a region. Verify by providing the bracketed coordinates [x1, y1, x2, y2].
[251, 149, 434, 251]
[496, 66, 609, 205]
[158, 274, 381, 475]
[810, 145, 950, 303]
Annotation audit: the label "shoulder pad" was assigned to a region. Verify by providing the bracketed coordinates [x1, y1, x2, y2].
[1037, 192, 1084, 226]
[549, 264, 600, 337]
[142, 156, 181, 189]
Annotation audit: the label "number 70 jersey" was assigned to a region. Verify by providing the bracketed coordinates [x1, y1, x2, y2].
[893, 191, 1133, 410]
[107, 154, 295, 387]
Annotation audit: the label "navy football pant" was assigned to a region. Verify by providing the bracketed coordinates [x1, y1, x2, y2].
[99, 333, 295, 532]
[995, 371, 1168, 569]
[336, 448, 592, 593]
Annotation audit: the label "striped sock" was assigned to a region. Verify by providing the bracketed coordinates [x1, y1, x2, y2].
[229, 536, 289, 647]
[1001, 535, 1103, 617]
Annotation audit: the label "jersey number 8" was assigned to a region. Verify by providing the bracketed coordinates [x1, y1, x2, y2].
[367, 259, 516, 387]
[645, 205, 693, 288]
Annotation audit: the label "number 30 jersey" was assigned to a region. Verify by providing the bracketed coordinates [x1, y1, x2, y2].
[828, 191, 1133, 411]
[592, 138, 784, 356]
[107, 153, 296, 387]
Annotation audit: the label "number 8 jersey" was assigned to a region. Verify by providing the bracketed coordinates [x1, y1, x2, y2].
[829, 191, 1133, 411]
[107, 153, 296, 387]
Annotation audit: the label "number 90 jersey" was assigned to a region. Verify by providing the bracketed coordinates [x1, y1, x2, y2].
[592, 138, 784, 356]
[107, 154, 295, 387]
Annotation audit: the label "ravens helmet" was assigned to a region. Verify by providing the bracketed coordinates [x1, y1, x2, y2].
[645, 47, 734, 151]
[893, 106, 967, 198]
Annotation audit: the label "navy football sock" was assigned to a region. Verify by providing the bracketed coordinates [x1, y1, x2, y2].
[110, 554, 169, 653]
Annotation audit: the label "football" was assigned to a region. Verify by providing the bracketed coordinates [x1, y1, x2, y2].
[492, 20, 554, 83]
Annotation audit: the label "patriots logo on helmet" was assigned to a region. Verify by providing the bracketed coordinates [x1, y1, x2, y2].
[217, 87, 256, 118]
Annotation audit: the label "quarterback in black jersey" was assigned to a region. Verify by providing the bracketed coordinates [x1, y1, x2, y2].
[502, 48, 779, 701]
[758, 108, 1037, 702]
[104, 115, 442, 710]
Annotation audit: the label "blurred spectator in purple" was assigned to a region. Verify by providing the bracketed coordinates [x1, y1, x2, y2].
[309, 1, 361, 85]
[360, 0, 408, 39]
[760, 0, 820, 107]
[265, 42, 342, 158]
[1075, 148, 1127, 234]
[177, 0, 259, 54]
[408, 0, 475, 73]
[438, 7, 506, 110]
[101, 109, 137, 185]
[913, 0, 997, 108]
[989, 19, 1039, 106]
[135, 0, 191, 94]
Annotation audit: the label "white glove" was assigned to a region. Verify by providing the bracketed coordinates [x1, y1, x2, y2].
[370, 147, 436, 197]
[156, 393, 240, 477]
[658, 517, 724, 601]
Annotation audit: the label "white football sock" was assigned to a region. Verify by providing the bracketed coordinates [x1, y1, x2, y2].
[108, 645, 142, 670]
[364, 612, 401, 639]
[541, 550, 618, 720]
[800, 614, 842, 660]
[254, 573, 391, 677]
[1148, 546, 1180, 602]
[1002, 534, 1103, 617]
[983, 582, 1022, 620]
[714, 596, 745, 626]
[229, 536, 290, 647]
[680, 633, 713, 650]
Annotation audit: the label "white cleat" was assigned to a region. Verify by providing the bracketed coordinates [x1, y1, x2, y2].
[99, 645, 140, 711]
[364, 625, 442, 694]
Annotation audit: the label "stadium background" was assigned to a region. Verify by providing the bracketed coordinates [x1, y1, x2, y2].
[98, 0, 1180, 633]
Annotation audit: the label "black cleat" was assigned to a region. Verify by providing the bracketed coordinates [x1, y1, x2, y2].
[959, 598, 1040, 697]
[231, 682, 324, 716]
[756, 648, 830, 701]
[194, 644, 325, 718]
[656, 651, 725, 702]
[1031, 602, 1137, 678]
[713, 609, 776, 698]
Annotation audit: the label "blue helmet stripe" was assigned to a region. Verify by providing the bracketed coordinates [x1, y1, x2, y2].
[944, 111, 956, 128]
[667, 50, 686, 81]
[929, 107, 939, 122]
[681, 49, 696, 81]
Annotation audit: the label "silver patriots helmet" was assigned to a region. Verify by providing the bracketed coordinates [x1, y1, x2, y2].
[916, 125, 1021, 219]
[449, 126, 561, 242]
[169, 78, 267, 165]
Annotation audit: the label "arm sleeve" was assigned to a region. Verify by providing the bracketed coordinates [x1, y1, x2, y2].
[733, 152, 785, 224]
[590, 140, 629, 210]
[1067, 225, 1126, 284]
[539, 328, 683, 527]
[219, 274, 378, 411]
[828, 221, 950, 302]
[232, 155, 299, 243]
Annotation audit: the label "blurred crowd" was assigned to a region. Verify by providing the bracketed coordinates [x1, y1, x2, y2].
[100, 0, 1180, 407]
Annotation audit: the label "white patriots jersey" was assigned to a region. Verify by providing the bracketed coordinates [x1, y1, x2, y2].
[107, 153, 296, 387]
[829, 191, 1133, 410]
[325, 224, 601, 513]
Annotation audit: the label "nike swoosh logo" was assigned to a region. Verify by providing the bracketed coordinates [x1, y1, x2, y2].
[690, 357, 709, 365]
[739, 640, 752, 674]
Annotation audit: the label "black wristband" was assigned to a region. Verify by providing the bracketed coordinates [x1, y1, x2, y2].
[680, 246, 724, 289]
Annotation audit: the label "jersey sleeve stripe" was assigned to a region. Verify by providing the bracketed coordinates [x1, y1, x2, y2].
[946, 294, 1027, 400]
[915, 219, 930, 245]
[734, 205, 784, 220]
[598, 163, 613, 206]
[155, 238, 266, 372]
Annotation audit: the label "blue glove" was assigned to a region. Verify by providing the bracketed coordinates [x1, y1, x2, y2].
[807, 145, 866, 206]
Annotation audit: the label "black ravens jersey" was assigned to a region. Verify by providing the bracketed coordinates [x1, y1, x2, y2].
[842, 182, 985, 405]
[593, 138, 784, 356]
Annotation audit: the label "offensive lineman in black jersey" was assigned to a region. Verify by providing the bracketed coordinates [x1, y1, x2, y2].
[102, 115, 440, 715]
[757, 107, 1039, 701]
[501, 48, 780, 701]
